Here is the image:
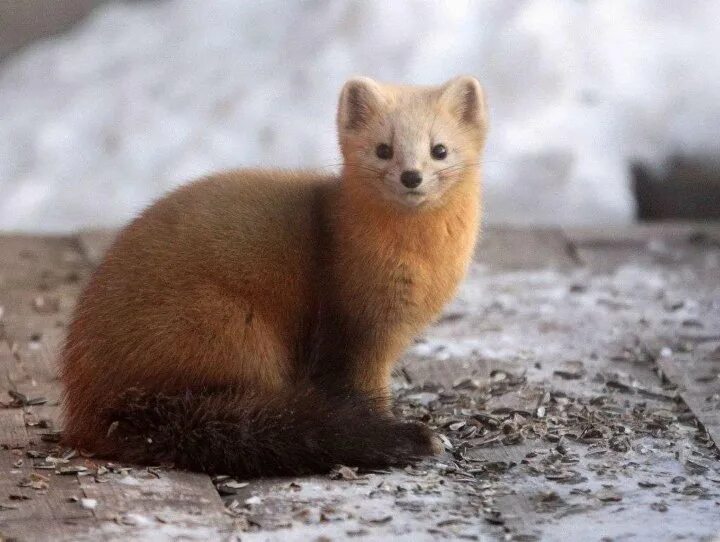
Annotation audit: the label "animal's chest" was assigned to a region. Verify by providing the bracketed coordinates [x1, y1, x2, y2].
[332, 193, 478, 333]
[355, 237, 470, 328]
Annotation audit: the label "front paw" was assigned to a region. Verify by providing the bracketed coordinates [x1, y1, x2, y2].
[393, 421, 443, 458]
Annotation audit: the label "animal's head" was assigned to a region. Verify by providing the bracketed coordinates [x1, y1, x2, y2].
[337, 76, 487, 209]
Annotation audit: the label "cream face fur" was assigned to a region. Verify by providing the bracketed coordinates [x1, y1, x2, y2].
[337, 76, 487, 209]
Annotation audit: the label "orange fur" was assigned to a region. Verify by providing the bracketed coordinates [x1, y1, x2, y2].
[61, 76, 488, 459]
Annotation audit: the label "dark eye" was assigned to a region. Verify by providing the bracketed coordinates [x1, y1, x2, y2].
[431, 143, 448, 160]
[375, 143, 393, 160]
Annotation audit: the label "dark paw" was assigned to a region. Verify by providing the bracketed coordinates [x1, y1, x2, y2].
[393, 421, 442, 458]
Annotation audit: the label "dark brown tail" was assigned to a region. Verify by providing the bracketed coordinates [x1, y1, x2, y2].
[103, 387, 440, 477]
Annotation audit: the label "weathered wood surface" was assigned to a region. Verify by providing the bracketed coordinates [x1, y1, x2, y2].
[1, 223, 719, 541]
[474, 227, 579, 271]
[0, 235, 234, 541]
[657, 346, 720, 452]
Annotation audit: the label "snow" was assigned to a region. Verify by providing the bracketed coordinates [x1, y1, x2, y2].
[1, 0, 719, 232]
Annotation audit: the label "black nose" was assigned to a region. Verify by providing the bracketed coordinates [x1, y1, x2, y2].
[400, 170, 423, 189]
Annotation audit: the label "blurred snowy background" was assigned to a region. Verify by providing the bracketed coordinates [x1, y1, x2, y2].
[1, 0, 719, 232]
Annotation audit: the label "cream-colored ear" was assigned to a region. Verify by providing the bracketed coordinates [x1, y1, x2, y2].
[440, 75, 487, 128]
[337, 77, 384, 131]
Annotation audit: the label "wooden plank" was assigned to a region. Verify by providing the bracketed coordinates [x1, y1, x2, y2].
[398, 226, 720, 541]
[400, 356, 493, 390]
[400, 354, 527, 393]
[0, 341, 33, 450]
[565, 222, 692, 245]
[657, 344, 720, 447]
[564, 221, 720, 245]
[0, 289, 70, 421]
[565, 222, 720, 272]
[78, 470, 233, 536]
[0, 452, 94, 522]
[476, 227, 578, 271]
[76, 229, 117, 267]
[0, 410, 29, 449]
[0, 233, 234, 541]
[0, 235, 86, 290]
[0, 522, 100, 542]
[0, 239, 101, 539]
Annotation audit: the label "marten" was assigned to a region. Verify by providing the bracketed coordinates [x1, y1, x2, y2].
[61, 76, 488, 477]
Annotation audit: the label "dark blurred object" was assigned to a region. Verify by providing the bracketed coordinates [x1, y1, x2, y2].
[632, 155, 720, 220]
[0, 0, 106, 60]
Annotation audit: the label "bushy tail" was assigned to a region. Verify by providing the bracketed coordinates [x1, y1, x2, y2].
[103, 387, 440, 477]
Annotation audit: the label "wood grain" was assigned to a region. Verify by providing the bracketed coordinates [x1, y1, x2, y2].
[0, 230, 233, 541]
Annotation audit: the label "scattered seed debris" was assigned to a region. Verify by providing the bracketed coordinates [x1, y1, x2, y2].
[18, 473, 49, 490]
[651, 501, 669, 512]
[40, 431, 63, 443]
[56, 466, 88, 475]
[6, 390, 47, 408]
[217, 480, 250, 495]
[360, 510, 392, 524]
[596, 489, 622, 502]
[553, 361, 586, 380]
[329, 465, 361, 481]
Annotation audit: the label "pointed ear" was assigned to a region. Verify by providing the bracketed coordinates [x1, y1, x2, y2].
[440, 76, 487, 129]
[337, 77, 384, 131]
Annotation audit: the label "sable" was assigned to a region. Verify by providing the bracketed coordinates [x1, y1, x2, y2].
[60, 76, 488, 476]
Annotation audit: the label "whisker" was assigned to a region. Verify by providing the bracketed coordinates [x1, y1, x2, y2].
[436, 161, 480, 175]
